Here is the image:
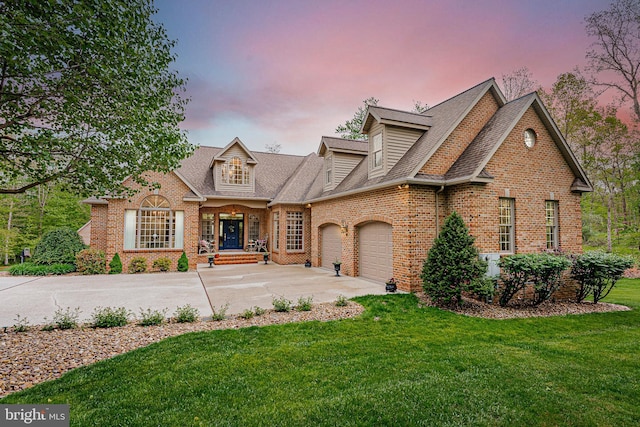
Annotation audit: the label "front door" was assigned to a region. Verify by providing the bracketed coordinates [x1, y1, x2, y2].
[220, 219, 243, 250]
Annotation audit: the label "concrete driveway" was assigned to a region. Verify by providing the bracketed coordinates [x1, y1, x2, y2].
[0, 263, 387, 327]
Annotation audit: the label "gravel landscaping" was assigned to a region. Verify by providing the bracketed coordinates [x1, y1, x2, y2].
[0, 296, 631, 398]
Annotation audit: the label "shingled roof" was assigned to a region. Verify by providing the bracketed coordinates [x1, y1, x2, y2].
[361, 106, 433, 132]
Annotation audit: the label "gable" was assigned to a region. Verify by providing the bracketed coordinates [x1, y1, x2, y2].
[420, 90, 500, 176]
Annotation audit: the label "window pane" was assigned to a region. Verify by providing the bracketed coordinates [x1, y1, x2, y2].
[286, 212, 303, 251]
[545, 201, 558, 249]
[174, 211, 184, 249]
[273, 212, 280, 250]
[249, 214, 260, 241]
[124, 210, 137, 249]
[499, 198, 514, 253]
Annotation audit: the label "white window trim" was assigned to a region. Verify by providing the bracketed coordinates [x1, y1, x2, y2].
[499, 198, 515, 254]
[286, 211, 304, 252]
[273, 212, 280, 252]
[545, 200, 559, 250]
[372, 133, 383, 169]
[123, 196, 184, 250]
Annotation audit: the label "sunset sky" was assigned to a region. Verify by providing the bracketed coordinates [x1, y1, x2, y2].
[154, 0, 612, 155]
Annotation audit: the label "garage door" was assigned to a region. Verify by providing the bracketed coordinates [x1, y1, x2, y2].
[359, 222, 393, 283]
[321, 224, 342, 269]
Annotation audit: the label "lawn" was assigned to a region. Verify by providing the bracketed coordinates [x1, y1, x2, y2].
[2, 281, 639, 426]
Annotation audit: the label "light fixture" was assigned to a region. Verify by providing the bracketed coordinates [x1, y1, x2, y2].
[340, 221, 348, 234]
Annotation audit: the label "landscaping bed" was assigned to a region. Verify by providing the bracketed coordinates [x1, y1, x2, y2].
[0, 302, 364, 398]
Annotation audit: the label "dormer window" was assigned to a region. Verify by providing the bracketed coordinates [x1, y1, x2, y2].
[372, 133, 383, 168]
[221, 157, 249, 185]
[325, 153, 332, 185]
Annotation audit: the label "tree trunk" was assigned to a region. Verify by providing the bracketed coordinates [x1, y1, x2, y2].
[607, 193, 613, 253]
[4, 199, 13, 265]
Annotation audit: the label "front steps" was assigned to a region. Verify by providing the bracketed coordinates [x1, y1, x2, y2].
[197, 251, 265, 265]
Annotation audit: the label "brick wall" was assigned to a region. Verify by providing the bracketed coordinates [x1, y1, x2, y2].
[420, 91, 500, 175]
[90, 205, 108, 252]
[96, 171, 200, 271]
[269, 204, 312, 265]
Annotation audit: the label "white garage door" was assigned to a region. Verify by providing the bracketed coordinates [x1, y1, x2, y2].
[321, 224, 342, 269]
[359, 222, 393, 283]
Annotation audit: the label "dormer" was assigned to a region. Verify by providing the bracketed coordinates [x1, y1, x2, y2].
[317, 136, 368, 191]
[361, 106, 432, 178]
[210, 137, 257, 192]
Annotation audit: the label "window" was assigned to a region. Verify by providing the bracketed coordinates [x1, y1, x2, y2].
[524, 128, 537, 148]
[325, 153, 332, 185]
[124, 195, 183, 250]
[248, 214, 260, 241]
[499, 198, 515, 253]
[273, 212, 280, 251]
[372, 133, 382, 168]
[221, 157, 249, 185]
[545, 200, 559, 249]
[201, 213, 215, 243]
[286, 211, 304, 251]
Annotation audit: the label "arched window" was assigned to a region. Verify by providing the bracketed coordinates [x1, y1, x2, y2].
[124, 195, 184, 249]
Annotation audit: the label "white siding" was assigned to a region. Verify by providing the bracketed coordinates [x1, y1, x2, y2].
[333, 152, 363, 186]
[386, 126, 423, 170]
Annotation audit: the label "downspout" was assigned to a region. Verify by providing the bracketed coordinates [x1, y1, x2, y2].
[435, 186, 445, 236]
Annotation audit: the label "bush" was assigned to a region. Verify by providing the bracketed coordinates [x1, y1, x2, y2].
[497, 253, 571, 306]
[152, 257, 172, 272]
[43, 307, 81, 330]
[174, 304, 200, 323]
[272, 296, 293, 312]
[253, 306, 266, 316]
[91, 306, 131, 328]
[109, 253, 123, 274]
[32, 227, 86, 265]
[76, 248, 107, 275]
[467, 276, 497, 303]
[571, 251, 634, 303]
[421, 212, 487, 306]
[335, 295, 349, 307]
[296, 296, 313, 311]
[13, 314, 30, 332]
[128, 257, 147, 274]
[138, 308, 167, 326]
[9, 262, 75, 276]
[211, 303, 229, 321]
[240, 308, 255, 319]
[177, 252, 189, 272]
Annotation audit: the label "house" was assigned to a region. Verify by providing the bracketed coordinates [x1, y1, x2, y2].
[85, 78, 592, 292]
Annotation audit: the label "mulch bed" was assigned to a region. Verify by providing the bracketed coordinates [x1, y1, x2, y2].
[0, 296, 633, 398]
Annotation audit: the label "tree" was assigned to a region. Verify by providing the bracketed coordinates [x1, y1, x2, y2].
[500, 67, 539, 101]
[265, 143, 281, 153]
[0, 0, 193, 196]
[421, 212, 487, 306]
[411, 100, 429, 113]
[335, 97, 379, 140]
[586, 0, 640, 122]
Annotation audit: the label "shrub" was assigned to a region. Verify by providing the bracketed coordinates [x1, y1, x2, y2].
[240, 308, 255, 319]
[272, 296, 293, 312]
[152, 257, 172, 272]
[109, 253, 123, 274]
[91, 306, 130, 328]
[174, 304, 200, 323]
[253, 306, 266, 316]
[497, 253, 571, 306]
[32, 227, 86, 265]
[9, 262, 75, 276]
[43, 307, 81, 330]
[177, 252, 189, 272]
[139, 308, 167, 326]
[571, 251, 634, 303]
[211, 303, 229, 321]
[76, 248, 107, 275]
[467, 276, 497, 303]
[335, 295, 349, 307]
[128, 257, 147, 274]
[13, 314, 30, 332]
[421, 212, 487, 306]
[296, 296, 313, 311]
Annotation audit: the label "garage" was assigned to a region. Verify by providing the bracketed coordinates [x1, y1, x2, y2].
[358, 222, 393, 283]
[321, 224, 342, 269]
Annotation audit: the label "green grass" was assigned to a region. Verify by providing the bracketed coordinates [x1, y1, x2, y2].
[2, 282, 639, 426]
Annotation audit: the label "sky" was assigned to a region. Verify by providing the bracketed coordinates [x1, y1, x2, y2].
[154, 0, 612, 156]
